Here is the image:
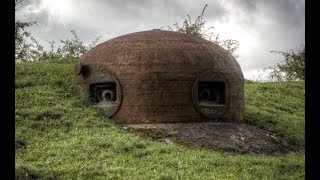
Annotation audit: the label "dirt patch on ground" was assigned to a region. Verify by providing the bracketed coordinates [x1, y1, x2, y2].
[125, 122, 301, 155]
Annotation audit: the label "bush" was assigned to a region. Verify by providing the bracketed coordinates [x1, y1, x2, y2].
[268, 44, 305, 81]
[164, 4, 239, 58]
[39, 30, 101, 60]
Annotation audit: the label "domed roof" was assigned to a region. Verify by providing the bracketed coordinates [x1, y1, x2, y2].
[81, 29, 243, 78]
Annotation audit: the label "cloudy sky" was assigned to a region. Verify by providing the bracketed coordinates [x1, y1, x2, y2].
[15, 0, 305, 80]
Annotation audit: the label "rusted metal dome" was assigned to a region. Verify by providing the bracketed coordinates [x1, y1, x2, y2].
[73, 29, 244, 124]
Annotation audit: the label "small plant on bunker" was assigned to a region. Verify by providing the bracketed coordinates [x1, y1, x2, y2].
[164, 4, 240, 58]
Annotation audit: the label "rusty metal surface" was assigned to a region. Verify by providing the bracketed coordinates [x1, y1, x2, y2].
[73, 30, 244, 124]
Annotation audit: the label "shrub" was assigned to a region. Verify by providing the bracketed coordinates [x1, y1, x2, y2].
[164, 4, 239, 58]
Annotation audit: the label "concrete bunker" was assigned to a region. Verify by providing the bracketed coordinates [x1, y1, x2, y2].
[73, 30, 244, 124]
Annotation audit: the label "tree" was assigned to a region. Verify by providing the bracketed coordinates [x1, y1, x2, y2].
[15, 0, 43, 62]
[164, 4, 240, 58]
[15, 0, 101, 62]
[268, 44, 305, 81]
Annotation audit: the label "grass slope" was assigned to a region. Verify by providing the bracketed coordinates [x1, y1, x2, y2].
[16, 59, 305, 179]
[245, 81, 305, 146]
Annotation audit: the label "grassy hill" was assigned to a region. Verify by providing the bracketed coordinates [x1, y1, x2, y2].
[15, 59, 305, 179]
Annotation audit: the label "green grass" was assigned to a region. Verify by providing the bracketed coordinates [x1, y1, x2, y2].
[245, 80, 305, 146]
[16, 59, 305, 179]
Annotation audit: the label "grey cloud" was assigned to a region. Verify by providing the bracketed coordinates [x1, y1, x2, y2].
[230, 0, 305, 27]
[15, 0, 305, 78]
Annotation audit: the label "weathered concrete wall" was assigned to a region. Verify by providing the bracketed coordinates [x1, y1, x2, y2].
[73, 30, 244, 124]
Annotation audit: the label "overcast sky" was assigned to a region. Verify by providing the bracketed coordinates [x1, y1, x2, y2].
[15, 0, 305, 80]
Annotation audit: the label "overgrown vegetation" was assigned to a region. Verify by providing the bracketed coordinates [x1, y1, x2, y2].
[268, 44, 305, 81]
[15, 27, 101, 62]
[16, 59, 304, 179]
[15, 2, 305, 178]
[165, 4, 240, 58]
